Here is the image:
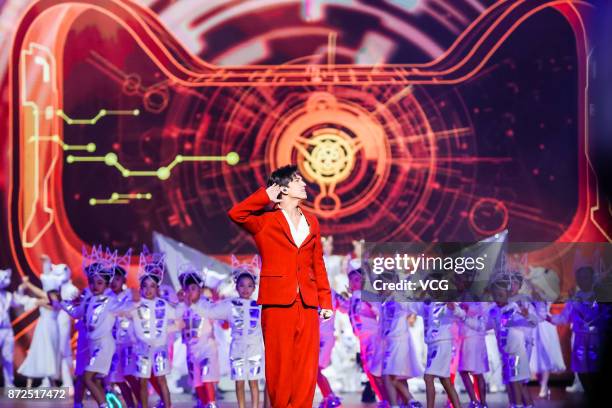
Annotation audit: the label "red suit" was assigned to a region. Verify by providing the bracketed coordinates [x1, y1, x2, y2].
[228, 187, 332, 407]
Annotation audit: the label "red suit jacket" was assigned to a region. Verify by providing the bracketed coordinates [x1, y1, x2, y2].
[228, 187, 332, 309]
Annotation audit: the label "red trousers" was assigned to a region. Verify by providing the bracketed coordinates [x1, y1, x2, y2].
[262, 298, 319, 408]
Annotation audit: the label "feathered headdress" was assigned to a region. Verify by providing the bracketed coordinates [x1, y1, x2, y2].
[138, 244, 165, 284]
[231, 255, 260, 284]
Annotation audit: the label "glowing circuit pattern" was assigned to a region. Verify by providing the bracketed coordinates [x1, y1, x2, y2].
[4, 0, 607, 290]
[89, 192, 153, 206]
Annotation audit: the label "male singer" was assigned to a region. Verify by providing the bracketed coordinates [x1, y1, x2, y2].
[228, 165, 333, 407]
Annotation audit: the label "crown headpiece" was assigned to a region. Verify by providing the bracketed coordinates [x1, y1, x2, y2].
[138, 245, 165, 284]
[178, 263, 204, 288]
[82, 245, 122, 280]
[231, 255, 260, 284]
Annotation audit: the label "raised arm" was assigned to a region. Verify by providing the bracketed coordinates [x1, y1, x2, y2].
[21, 276, 47, 300]
[228, 187, 275, 235]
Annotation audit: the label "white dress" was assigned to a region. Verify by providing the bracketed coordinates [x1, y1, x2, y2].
[338, 290, 382, 376]
[18, 260, 68, 379]
[458, 302, 490, 374]
[18, 307, 60, 379]
[410, 302, 465, 378]
[380, 298, 424, 378]
[530, 302, 566, 373]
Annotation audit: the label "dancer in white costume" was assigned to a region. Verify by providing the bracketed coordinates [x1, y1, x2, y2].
[410, 301, 464, 408]
[380, 292, 424, 408]
[25, 259, 79, 390]
[530, 301, 565, 398]
[175, 263, 222, 408]
[458, 302, 491, 408]
[56, 262, 80, 392]
[71, 246, 103, 408]
[322, 236, 347, 293]
[107, 250, 140, 408]
[0, 268, 32, 388]
[128, 247, 176, 408]
[468, 274, 538, 408]
[18, 255, 64, 385]
[54, 249, 134, 408]
[322, 236, 358, 395]
[337, 267, 385, 402]
[208, 256, 264, 408]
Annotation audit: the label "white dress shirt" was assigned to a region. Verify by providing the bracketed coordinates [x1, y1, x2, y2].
[281, 208, 310, 247]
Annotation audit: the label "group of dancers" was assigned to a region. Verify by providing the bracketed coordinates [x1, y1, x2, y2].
[1, 246, 264, 408]
[0, 238, 609, 408]
[318, 244, 608, 408]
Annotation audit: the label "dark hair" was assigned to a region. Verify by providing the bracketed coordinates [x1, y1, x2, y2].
[91, 269, 113, 284]
[267, 165, 299, 188]
[113, 266, 127, 278]
[576, 266, 595, 277]
[235, 272, 255, 285]
[140, 274, 161, 287]
[101, 272, 113, 284]
[180, 274, 203, 288]
[348, 268, 363, 277]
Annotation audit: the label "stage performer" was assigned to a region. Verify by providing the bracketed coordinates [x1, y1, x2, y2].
[228, 164, 333, 408]
[207, 256, 265, 408]
[175, 263, 222, 408]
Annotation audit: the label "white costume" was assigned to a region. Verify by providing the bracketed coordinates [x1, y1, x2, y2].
[18, 261, 64, 380]
[0, 268, 30, 387]
[55, 265, 79, 388]
[109, 288, 135, 382]
[209, 297, 265, 380]
[509, 292, 536, 364]
[457, 302, 491, 374]
[530, 302, 566, 373]
[410, 302, 465, 378]
[61, 287, 133, 375]
[469, 302, 538, 383]
[176, 298, 221, 385]
[339, 289, 382, 376]
[380, 298, 424, 378]
[129, 297, 176, 378]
